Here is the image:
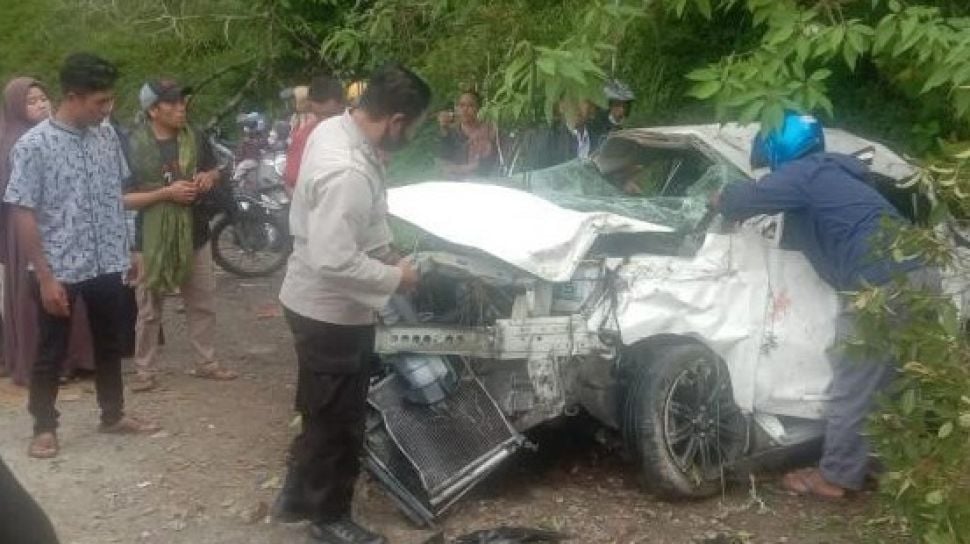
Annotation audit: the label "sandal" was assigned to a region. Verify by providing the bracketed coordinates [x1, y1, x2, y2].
[130, 375, 158, 393]
[28, 432, 59, 459]
[99, 416, 161, 435]
[188, 365, 238, 381]
[781, 468, 847, 500]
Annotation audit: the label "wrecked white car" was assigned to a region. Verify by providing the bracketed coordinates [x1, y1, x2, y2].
[364, 125, 924, 525]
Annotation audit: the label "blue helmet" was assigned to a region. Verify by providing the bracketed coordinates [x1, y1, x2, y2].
[751, 111, 825, 170]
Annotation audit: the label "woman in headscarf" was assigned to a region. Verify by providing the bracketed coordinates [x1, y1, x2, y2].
[0, 77, 94, 385]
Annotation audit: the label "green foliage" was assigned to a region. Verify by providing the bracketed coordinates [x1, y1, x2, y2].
[321, 0, 648, 125]
[676, 1, 970, 138]
[851, 256, 970, 542]
[0, 0, 347, 128]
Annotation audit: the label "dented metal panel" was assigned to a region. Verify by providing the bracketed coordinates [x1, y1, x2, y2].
[586, 226, 837, 421]
[387, 182, 673, 282]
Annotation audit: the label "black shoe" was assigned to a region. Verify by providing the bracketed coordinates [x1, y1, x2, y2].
[308, 518, 386, 544]
[271, 469, 309, 523]
[271, 490, 309, 523]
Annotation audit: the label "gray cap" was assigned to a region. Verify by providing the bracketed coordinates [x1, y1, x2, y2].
[139, 79, 192, 111]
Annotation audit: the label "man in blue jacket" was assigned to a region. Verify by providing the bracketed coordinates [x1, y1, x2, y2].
[712, 112, 939, 499]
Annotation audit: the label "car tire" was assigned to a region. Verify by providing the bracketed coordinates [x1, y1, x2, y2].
[622, 342, 747, 499]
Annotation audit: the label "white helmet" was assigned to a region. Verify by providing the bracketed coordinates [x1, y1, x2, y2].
[604, 79, 635, 102]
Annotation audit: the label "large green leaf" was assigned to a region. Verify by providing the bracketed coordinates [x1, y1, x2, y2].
[688, 79, 722, 100]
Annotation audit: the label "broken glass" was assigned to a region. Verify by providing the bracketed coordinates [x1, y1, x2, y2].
[490, 158, 743, 231]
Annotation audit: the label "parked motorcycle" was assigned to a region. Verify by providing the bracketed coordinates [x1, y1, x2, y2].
[206, 126, 292, 278]
[210, 186, 291, 277]
[230, 113, 288, 199]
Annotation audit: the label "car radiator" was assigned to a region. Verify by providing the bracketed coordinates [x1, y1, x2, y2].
[365, 373, 523, 526]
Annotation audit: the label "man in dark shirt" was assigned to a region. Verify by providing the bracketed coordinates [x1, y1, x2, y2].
[712, 112, 938, 500]
[123, 79, 238, 392]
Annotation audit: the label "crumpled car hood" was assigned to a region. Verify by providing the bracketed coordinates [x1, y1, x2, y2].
[387, 182, 672, 282]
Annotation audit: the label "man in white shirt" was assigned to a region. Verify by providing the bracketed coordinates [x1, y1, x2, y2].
[273, 63, 428, 544]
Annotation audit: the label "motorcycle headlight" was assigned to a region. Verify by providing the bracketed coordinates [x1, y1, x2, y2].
[273, 155, 287, 177]
[258, 194, 284, 211]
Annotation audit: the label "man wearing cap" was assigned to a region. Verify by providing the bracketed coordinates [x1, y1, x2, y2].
[123, 78, 237, 392]
[600, 79, 635, 131]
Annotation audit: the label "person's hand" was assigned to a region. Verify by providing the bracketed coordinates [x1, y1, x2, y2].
[437, 110, 455, 130]
[167, 181, 198, 205]
[126, 253, 142, 285]
[622, 180, 643, 195]
[708, 190, 722, 210]
[39, 276, 69, 317]
[380, 246, 404, 265]
[193, 171, 218, 194]
[396, 260, 420, 293]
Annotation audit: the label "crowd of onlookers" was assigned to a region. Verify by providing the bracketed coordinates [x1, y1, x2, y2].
[430, 79, 636, 179]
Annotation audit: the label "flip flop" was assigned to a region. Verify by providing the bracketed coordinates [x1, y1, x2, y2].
[188, 366, 238, 381]
[781, 468, 846, 500]
[99, 416, 161, 435]
[28, 432, 59, 459]
[130, 375, 158, 393]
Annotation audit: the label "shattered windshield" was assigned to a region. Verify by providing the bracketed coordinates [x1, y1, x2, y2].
[492, 158, 743, 231]
[390, 136, 747, 252]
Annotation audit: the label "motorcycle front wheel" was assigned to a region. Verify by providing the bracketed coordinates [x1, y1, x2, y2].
[211, 215, 291, 278]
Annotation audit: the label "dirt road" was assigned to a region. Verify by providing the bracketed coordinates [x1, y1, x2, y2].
[0, 272, 900, 543]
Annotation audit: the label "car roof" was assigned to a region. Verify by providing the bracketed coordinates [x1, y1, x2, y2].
[603, 124, 917, 182]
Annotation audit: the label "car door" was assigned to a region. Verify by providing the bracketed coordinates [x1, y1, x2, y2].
[745, 213, 838, 421]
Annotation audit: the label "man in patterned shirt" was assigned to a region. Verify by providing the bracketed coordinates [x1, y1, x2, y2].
[4, 53, 160, 459]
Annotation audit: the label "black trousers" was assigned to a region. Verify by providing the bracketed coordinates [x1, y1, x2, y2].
[284, 308, 375, 522]
[119, 285, 138, 358]
[0, 456, 60, 544]
[28, 273, 125, 435]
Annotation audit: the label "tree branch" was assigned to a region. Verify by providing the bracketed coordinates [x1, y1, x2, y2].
[204, 67, 263, 131]
[191, 58, 254, 95]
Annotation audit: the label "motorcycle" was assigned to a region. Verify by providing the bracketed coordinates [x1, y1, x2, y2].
[229, 113, 290, 204]
[209, 186, 291, 278]
[206, 124, 293, 278]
